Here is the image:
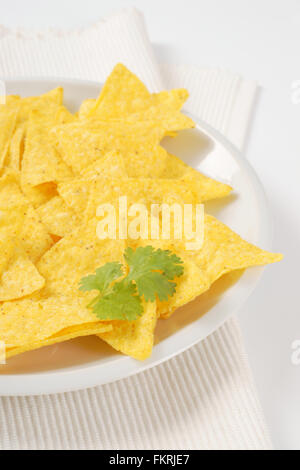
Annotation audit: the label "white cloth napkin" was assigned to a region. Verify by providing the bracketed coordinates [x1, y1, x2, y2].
[0, 8, 272, 450]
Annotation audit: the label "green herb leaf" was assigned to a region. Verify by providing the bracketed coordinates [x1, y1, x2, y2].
[134, 271, 177, 302]
[79, 246, 184, 321]
[79, 262, 123, 295]
[92, 280, 143, 321]
[125, 246, 184, 301]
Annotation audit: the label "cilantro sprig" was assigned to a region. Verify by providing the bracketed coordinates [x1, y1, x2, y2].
[79, 246, 184, 321]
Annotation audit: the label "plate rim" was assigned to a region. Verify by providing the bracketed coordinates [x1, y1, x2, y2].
[0, 78, 273, 396]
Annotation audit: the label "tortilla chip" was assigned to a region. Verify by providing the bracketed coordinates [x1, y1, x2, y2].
[37, 195, 80, 238]
[0, 237, 14, 277]
[52, 118, 164, 174]
[0, 246, 45, 301]
[90, 63, 150, 117]
[3, 96, 20, 106]
[6, 123, 26, 171]
[164, 153, 232, 201]
[81, 151, 127, 179]
[122, 144, 170, 179]
[0, 172, 53, 262]
[55, 105, 75, 124]
[88, 63, 194, 132]
[78, 99, 96, 119]
[119, 144, 232, 201]
[0, 296, 105, 348]
[155, 214, 282, 317]
[98, 300, 157, 360]
[6, 88, 63, 126]
[0, 105, 18, 170]
[0, 207, 23, 241]
[37, 218, 125, 299]
[43, 87, 63, 105]
[84, 176, 196, 225]
[21, 181, 58, 208]
[6, 321, 113, 359]
[57, 151, 128, 215]
[21, 111, 73, 187]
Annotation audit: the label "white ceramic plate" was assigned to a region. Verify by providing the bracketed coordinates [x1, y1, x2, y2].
[0, 78, 272, 396]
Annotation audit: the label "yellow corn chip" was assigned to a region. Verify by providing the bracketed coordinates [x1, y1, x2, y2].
[0, 296, 106, 348]
[122, 144, 170, 179]
[0, 105, 18, 170]
[43, 87, 63, 105]
[6, 321, 113, 359]
[98, 300, 157, 360]
[6, 123, 26, 171]
[2, 149, 53, 209]
[37, 218, 125, 299]
[154, 214, 282, 317]
[89, 63, 194, 132]
[124, 147, 232, 201]
[37, 195, 80, 238]
[165, 153, 232, 201]
[90, 63, 150, 117]
[21, 111, 73, 187]
[3, 95, 20, 105]
[52, 119, 164, 174]
[0, 237, 14, 277]
[14, 87, 63, 124]
[81, 151, 127, 179]
[85, 176, 196, 224]
[0, 245, 45, 301]
[57, 151, 128, 215]
[55, 105, 75, 124]
[78, 98, 96, 119]
[21, 181, 58, 208]
[0, 172, 53, 262]
[0, 207, 23, 241]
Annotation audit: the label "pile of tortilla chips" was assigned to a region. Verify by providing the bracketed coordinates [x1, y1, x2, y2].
[0, 64, 282, 361]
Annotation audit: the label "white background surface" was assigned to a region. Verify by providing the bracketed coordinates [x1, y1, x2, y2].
[0, 0, 299, 450]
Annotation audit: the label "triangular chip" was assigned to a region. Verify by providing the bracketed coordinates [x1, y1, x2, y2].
[21, 181, 58, 208]
[121, 144, 170, 179]
[84, 176, 196, 224]
[0, 105, 18, 170]
[0, 237, 14, 277]
[153, 214, 282, 317]
[0, 296, 107, 348]
[37, 218, 125, 299]
[14, 87, 63, 124]
[90, 63, 150, 117]
[78, 98, 97, 119]
[81, 150, 127, 179]
[0, 246, 45, 301]
[123, 147, 232, 201]
[88, 63, 194, 132]
[57, 151, 128, 218]
[52, 118, 164, 175]
[98, 300, 157, 360]
[0, 172, 53, 262]
[6, 321, 113, 359]
[6, 122, 26, 171]
[164, 152, 232, 201]
[21, 111, 73, 187]
[37, 196, 80, 238]
[0, 206, 23, 241]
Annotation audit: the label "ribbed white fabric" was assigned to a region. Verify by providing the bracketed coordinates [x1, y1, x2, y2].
[0, 8, 272, 450]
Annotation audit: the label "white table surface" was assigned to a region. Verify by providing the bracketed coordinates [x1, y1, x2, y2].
[1, 0, 299, 451]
